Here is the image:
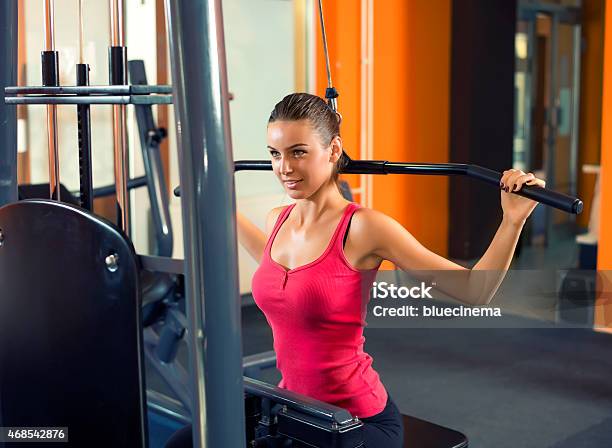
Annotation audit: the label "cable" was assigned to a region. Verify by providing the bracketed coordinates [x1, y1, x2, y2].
[317, 0, 339, 112]
[78, 0, 84, 64]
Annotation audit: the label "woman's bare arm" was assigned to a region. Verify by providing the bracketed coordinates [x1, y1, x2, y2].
[356, 208, 521, 305]
[352, 170, 543, 306]
[236, 212, 266, 262]
[236, 206, 285, 262]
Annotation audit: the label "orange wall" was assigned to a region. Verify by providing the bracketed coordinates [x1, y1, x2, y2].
[314, 1, 362, 201]
[316, 0, 451, 258]
[596, 0, 612, 328]
[372, 0, 450, 258]
[578, 0, 605, 229]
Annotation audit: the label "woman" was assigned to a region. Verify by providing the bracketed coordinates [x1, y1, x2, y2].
[237, 93, 544, 447]
[167, 93, 544, 447]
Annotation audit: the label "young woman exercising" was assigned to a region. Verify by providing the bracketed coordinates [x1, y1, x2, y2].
[235, 93, 545, 447]
[167, 92, 544, 447]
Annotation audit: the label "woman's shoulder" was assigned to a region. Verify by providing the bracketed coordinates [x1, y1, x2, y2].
[348, 205, 389, 243]
[265, 205, 291, 236]
[351, 205, 393, 229]
[349, 205, 409, 245]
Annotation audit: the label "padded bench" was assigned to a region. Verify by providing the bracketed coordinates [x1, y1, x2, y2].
[403, 414, 468, 448]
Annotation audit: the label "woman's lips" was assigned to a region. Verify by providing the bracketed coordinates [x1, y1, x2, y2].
[284, 180, 302, 189]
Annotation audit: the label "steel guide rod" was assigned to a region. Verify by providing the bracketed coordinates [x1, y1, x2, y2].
[0, 0, 18, 208]
[165, 0, 246, 446]
[128, 60, 173, 256]
[43, 0, 60, 201]
[5, 85, 173, 95]
[109, 0, 129, 232]
[78, 0, 84, 65]
[5, 95, 172, 105]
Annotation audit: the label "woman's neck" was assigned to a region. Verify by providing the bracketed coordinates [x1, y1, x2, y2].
[292, 181, 350, 226]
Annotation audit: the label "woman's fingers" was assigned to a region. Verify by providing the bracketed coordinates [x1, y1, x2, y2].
[500, 169, 517, 192]
[526, 177, 546, 188]
[508, 170, 528, 192]
[511, 173, 534, 192]
[500, 169, 545, 193]
[500, 169, 522, 192]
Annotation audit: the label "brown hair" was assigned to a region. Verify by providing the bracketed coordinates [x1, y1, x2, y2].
[268, 93, 349, 185]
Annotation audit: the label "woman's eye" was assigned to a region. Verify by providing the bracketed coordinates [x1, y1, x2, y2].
[293, 150, 305, 157]
[270, 151, 281, 158]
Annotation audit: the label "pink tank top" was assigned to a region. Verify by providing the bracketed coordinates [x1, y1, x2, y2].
[251, 202, 388, 418]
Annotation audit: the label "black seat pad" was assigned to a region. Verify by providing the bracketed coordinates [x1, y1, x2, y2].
[403, 414, 468, 447]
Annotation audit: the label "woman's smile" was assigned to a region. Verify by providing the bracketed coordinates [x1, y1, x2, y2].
[283, 179, 303, 189]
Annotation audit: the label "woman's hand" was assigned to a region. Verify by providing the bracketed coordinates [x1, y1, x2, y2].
[499, 169, 546, 226]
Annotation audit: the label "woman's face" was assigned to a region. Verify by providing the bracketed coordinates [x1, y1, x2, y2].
[267, 119, 341, 199]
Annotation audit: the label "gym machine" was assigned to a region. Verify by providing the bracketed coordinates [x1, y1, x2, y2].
[0, 1, 366, 447]
[0, 1, 582, 447]
[0, 1, 415, 447]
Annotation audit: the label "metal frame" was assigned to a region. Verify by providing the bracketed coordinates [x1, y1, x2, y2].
[129, 59, 173, 257]
[0, 0, 17, 208]
[109, 0, 130, 233]
[5, 95, 172, 105]
[165, 0, 246, 446]
[5, 85, 172, 94]
[2, 0, 247, 444]
[43, 0, 60, 201]
[4, 84, 173, 105]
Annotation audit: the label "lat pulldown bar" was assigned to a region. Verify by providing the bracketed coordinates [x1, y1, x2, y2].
[175, 160, 583, 215]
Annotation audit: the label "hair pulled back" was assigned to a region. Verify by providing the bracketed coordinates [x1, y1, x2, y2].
[268, 93, 349, 184]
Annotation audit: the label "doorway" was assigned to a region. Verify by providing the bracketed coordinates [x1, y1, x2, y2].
[514, 1, 582, 245]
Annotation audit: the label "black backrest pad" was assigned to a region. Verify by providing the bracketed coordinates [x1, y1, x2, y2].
[0, 200, 147, 446]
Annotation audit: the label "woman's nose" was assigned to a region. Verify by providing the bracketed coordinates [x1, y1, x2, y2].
[280, 157, 293, 174]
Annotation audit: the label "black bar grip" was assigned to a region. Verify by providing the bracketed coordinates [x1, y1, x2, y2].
[76, 63, 90, 86]
[109, 46, 127, 85]
[41, 51, 59, 86]
[466, 165, 583, 214]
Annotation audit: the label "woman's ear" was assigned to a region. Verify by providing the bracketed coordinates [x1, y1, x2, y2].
[329, 136, 343, 163]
